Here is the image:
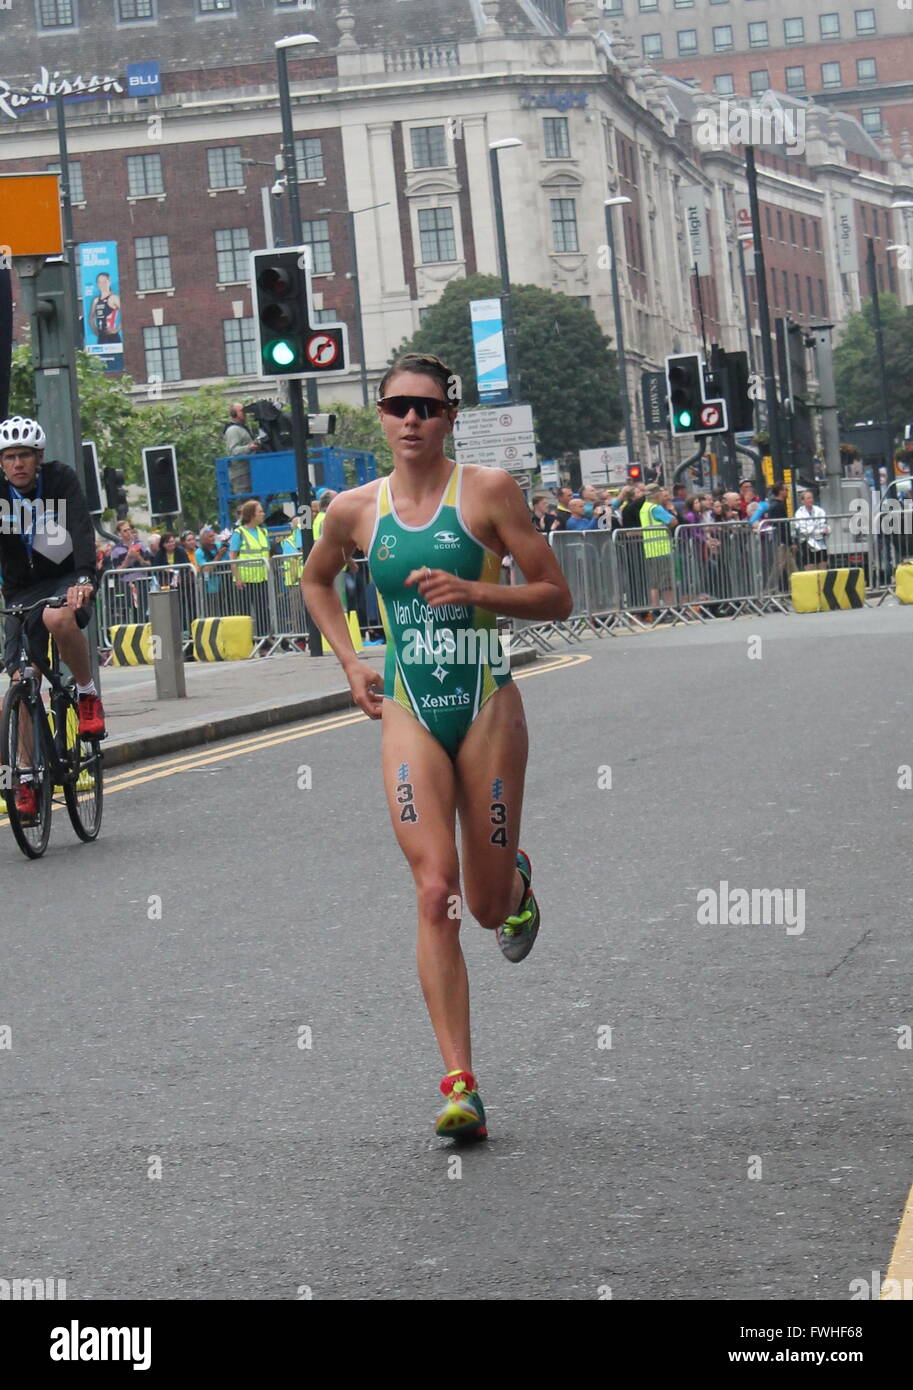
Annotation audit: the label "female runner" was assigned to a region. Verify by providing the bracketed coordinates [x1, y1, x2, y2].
[301, 354, 572, 1141]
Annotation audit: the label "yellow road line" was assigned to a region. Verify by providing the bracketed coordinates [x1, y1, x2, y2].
[882, 1182, 913, 1298]
[0, 651, 590, 811]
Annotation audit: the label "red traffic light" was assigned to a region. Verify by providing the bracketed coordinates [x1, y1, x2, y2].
[627, 464, 642, 481]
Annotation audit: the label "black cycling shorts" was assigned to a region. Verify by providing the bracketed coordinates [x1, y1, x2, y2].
[3, 574, 93, 675]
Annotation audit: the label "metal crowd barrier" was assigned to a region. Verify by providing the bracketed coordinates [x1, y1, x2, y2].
[509, 512, 892, 651]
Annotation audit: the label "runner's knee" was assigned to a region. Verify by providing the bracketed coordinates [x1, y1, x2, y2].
[414, 871, 461, 927]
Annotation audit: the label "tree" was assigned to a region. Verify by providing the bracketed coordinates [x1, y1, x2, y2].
[323, 399, 393, 476]
[9, 345, 135, 475]
[833, 294, 913, 436]
[392, 274, 623, 459]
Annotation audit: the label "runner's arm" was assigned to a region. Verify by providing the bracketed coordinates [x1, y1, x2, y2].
[300, 497, 361, 674]
[460, 471, 572, 620]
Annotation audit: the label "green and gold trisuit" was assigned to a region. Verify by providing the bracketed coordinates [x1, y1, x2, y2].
[367, 462, 512, 757]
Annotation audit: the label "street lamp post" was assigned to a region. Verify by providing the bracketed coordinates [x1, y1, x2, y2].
[866, 235, 893, 481]
[275, 33, 323, 654]
[745, 146, 785, 483]
[604, 196, 634, 463]
[489, 139, 522, 405]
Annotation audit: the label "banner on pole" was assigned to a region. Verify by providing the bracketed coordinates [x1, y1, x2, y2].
[470, 298, 510, 405]
[679, 185, 712, 277]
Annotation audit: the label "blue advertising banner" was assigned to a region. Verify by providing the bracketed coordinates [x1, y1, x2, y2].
[470, 298, 509, 405]
[126, 61, 162, 97]
[79, 242, 123, 373]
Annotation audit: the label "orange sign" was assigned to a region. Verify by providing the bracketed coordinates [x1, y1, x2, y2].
[0, 172, 63, 257]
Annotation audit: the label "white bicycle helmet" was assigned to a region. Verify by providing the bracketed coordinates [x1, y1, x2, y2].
[0, 416, 47, 450]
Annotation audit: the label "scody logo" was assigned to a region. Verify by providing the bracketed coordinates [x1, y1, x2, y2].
[433, 530, 460, 549]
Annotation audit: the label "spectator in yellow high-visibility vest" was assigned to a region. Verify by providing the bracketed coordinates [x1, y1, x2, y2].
[230, 498, 271, 640]
[312, 488, 337, 541]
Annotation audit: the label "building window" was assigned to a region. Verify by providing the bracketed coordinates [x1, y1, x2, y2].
[127, 153, 164, 197]
[750, 69, 769, 96]
[819, 13, 840, 39]
[301, 219, 332, 274]
[783, 270, 790, 310]
[860, 107, 882, 134]
[214, 227, 249, 283]
[223, 318, 258, 376]
[713, 74, 735, 96]
[143, 325, 180, 382]
[118, 0, 154, 18]
[576, 296, 592, 309]
[748, 22, 769, 48]
[417, 207, 457, 262]
[47, 161, 84, 202]
[677, 30, 698, 56]
[806, 275, 813, 311]
[410, 126, 448, 169]
[856, 58, 877, 84]
[418, 306, 432, 325]
[813, 221, 820, 250]
[673, 0, 694, 6]
[820, 62, 842, 89]
[135, 235, 172, 292]
[784, 65, 806, 94]
[294, 137, 324, 182]
[789, 214, 796, 244]
[207, 146, 243, 189]
[37, 0, 75, 26]
[642, 34, 662, 58]
[783, 18, 804, 44]
[312, 307, 338, 325]
[712, 26, 733, 52]
[776, 209, 784, 241]
[550, 198, 579, 253]
[638, 0, 658, 10]
[764, 206, 772, 236]
[818, 279, 827, 315]
[801, 217, 807, 247]
[544, 117, 571, 159]
[854, 9, 876, 36]
[198, 0, 233, 12]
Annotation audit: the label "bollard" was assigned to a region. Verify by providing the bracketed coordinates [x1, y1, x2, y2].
[149, 588, 187, 699]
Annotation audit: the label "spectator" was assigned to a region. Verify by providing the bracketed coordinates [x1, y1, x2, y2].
[620, 481, 647, 528]
[531, 491, 560, 536]
[639, 483, 678, 614]
[230, 498, 271, 641]
[738, 479, 760, 517]
[565, 498, 598, 530]
[580, 483, 608, 526]
[793, 489, 829, 569]
[181, 530, 198, 568]
[312, 488, 337, 541]
[670, 482, 689, 523]
[224, 402, 258, 456]
[195, 526, 231, 614]
[109, 521, 153, 622]
[554, 486, 573, 529]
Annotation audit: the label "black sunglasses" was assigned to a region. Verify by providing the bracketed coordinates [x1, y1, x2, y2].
[377, 395, 452, 420]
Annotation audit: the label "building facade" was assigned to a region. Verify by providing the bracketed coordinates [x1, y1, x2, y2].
[1, 0, 911, 473]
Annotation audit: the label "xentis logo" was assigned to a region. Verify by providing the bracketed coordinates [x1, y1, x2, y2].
[420, 689, 471, 710]
[433, 529, 461, 550]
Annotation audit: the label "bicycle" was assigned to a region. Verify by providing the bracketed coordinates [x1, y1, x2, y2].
[0, 595, 104, 859]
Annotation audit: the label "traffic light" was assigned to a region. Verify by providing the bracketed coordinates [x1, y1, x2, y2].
[142, 445, 180, 518]
[627, 464, 643, 481]
[103, 465, 128, 520]
[251, 248, 311, 377]
[665, 354, 703, 435]
[82, 441, 102, 514]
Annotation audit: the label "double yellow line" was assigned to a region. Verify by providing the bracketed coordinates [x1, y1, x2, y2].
[2, 650, 590, 804]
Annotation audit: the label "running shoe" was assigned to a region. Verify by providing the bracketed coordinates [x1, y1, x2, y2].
[14, 785, 38, 822]
[434, 1069, 488, 1142]
[77, 695, 106, 739]
[496, 849, 540, 963]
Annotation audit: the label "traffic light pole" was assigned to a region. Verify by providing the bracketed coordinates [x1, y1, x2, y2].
[276, 41, 323, 656]
[745, 147, 785, 484]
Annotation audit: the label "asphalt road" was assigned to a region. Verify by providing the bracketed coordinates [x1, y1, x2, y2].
[2, 606, 912, 1301]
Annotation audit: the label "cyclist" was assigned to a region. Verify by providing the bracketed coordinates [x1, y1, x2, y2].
[301, 354, 572, 1142]
[0, 417, 105, 819]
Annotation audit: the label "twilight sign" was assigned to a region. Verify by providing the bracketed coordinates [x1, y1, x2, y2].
[0, 68, 125, 120]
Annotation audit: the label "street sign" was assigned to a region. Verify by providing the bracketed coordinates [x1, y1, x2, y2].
[539, 459, 559, 487]
[304, 331, 341, 369]
[453, 404, 538, 470]
[0, 173, 63, 256]
[510, 472, 532, 490]
[699, 402, 724, 430]
[579, 446, 628, 486]
[641, 371, 668, 431]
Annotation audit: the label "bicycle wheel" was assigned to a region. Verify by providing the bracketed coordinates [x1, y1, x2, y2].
[1, 681, 53, 859]
[61, 694, 103, 841]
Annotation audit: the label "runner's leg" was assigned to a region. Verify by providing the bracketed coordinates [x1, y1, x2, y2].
[380, 701, 470, 1072]
[454, 681, 529, 930]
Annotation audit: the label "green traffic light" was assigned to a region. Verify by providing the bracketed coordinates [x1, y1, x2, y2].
[678, 410, 692, 429]
[265, 340, 296, 369]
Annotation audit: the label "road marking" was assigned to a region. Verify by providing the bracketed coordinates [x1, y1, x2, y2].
[882, 1181, 913, 1299]
[0, 652, 590, 811]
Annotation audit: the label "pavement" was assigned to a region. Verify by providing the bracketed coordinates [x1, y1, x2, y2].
[65, 643, 540, 768]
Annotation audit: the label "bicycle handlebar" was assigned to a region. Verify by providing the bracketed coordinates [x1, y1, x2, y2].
[0, 595, 70, 618]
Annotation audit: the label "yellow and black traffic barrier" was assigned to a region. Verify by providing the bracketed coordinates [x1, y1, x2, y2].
[346, 610, 363, 652]
[190, 615, 254, 662]
[109, 623, 153, 665]
[895, 564, 913, 604]
[790, 567, 865, 613]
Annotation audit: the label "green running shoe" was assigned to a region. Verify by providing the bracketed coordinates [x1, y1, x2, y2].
[435, 1069, 488, 1142]
[496, 849, 540, 963]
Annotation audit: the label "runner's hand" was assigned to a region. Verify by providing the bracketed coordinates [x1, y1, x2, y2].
[66, 583, 93, 609]
[348, 664, 384, 720]
[406, 568, 474, 607]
